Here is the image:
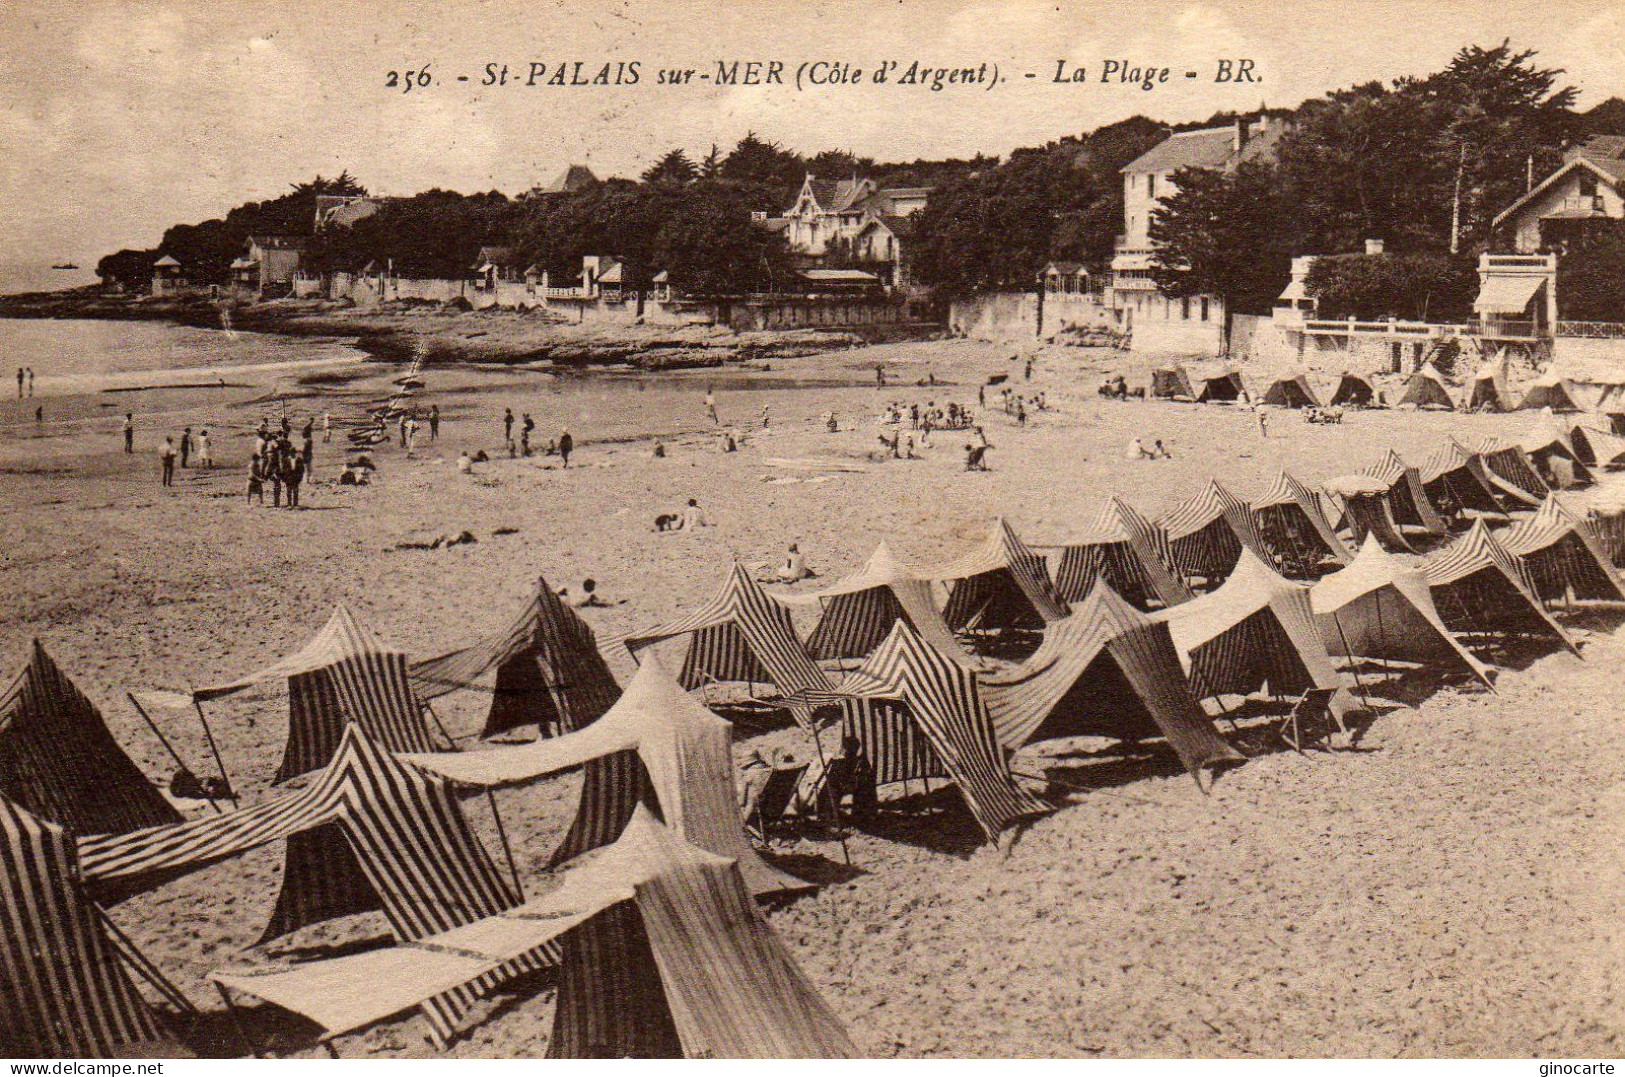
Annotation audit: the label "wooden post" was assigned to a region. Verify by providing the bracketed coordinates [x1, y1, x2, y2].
[127, 692, 221, 814]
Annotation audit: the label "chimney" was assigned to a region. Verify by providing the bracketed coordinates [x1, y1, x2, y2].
[1365, 238, 1385, 256]
[1234, 116, 1252, 151]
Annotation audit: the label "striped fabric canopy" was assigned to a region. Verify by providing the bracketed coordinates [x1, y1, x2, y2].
[933, 518, 1070, 631]
[1154, 550, 1355, 724]
[625, 564, 831, 712]
[1251, 471, 1351, 576]
[1052, 498, 1191, 610]
[1329, 373, 1374, 408]
[405, 657, 804, 897]
[1, 642, 179, 837]
[980, 585, 1241, 780]
[1474, 437, 1547, 506]
[213, 811, 854, 1057]
[777, 541, 971, 664]
[1310, 535, 1493, 689]
[832, 621, 1051, 842]
[77, 726, 525, 1045]
[1499, 495, 1625, 604]
[1, 798, 170, 1058]
[1516, 373, 1584, 413]
[1324, 478, 1415, 554]
[1423, 520, 1577, 654]
[1397, 362, 1454, 410]
[1519, 429, 1595, 489]
[193, 605, 388, 701]
[1151, 367, 1195, 399]
[549, 809, 857, 1058]
[1364, 451, 1448, 535]
[1569, 424, 1625, 469]
[279, 648, 440, 782]
[1418, 441, 1506, 517]
[1260, 373, 1320, 408]
[409, 576, 621, 739]
[1159, 479, 1268, 587]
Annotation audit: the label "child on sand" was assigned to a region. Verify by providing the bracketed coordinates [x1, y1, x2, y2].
[196, 429, 213, 468]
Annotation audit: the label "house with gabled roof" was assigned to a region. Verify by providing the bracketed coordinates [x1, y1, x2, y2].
[1492, 136, 1625, 254]
[520, 164, 599, 200]
[1110, 114, 1289, 356]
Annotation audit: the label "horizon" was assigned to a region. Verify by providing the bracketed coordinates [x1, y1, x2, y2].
[2, 0, 1622, 266]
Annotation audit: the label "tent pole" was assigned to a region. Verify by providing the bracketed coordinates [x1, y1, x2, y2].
[1372, 589, 1395, 686]
[808, 728, 850, 867]
[486, 789, 524, 900]
[97, 906, 197, 1016]
[127, 692, 221, 814]
[212, 983, 263, 1059]
[1329, 612, 1375, 715]
[191, 700, 237, 807]
[422, 701, 456, 750]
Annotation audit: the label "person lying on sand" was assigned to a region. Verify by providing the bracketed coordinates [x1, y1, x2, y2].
[764, 543, 813, 583]
[576, 578, 619, 608]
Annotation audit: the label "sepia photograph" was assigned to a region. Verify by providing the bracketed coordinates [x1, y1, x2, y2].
[1, 0, 1623, 1062]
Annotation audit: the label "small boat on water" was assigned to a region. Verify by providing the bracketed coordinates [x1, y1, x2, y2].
[51, 263, 79, 270]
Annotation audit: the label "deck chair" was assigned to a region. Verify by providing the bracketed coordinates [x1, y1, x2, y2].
[1278, 687, 1340, 754]
[745, 763, 808, 843]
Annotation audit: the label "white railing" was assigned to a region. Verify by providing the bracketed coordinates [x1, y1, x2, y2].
[1302, 317, 1452, 337]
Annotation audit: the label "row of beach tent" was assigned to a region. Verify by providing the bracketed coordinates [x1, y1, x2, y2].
[1151, 359, 1625, 416]
[7, 431, 1625, 1056]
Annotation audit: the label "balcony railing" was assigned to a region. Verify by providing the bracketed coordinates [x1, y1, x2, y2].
[1467, 318, 1540, 340]
[1302, 317, 1447, 337]
[1556, 320, 1625, 339]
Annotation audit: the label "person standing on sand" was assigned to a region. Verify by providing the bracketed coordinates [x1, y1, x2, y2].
[15, 368, 22, 399]
[503, 407, 514, 443]
[558, 427, 573, 467]
[301, 430, 314, 478]
[322, 412, 333, 444]
[179, 427, 192, 469]
[196, 429, 213, 468]
[521, 413, 534, 456]
[123, 412, 134, 453]
[761, 404, 770, 428]
[159, 437, 176, 487]
[268, 439, 285, 507]
[428, 405, 440, 442]
[404, 416, 418, 459]
[26, 369, 34, 397]
[1257, 410, 1269, 439]
[704, 389, 718, 425]
[247, 457, 265, 505]
[283, 454, 305, 509]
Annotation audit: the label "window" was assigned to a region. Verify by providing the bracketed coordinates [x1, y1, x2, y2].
[1148, 174, 1157, 199]
[1200, 297, 1210, 322]
[1181, 297, 1191, 320]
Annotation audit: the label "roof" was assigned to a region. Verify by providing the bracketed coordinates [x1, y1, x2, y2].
[1493, 142, 1625, 228]
[756, 216, 791, 233]
[152, 255, 180, 267]
[858, 213, 917, 239]
[1122, 117, 1287, 175]
[795, 175, 870, 215]
[1043, 261, 1085, 275]
[537, 164, 598, 194]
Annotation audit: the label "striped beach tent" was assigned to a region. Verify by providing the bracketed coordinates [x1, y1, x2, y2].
[933, 517, 1069, 632]
[1474, 436, 1548, 506]
[1151, 366, 1196, 400]
[1418, 440, 1506, 518]
[1051, 498, 1191, 610]
[210, 811, 854, 1057]
[1159, 478, 1268, 588]
[1422, 520, 1577, 655]
[1499, 495, 1625, 605]
[1154, 549, 1356, 726]
[0, 798, 172, 1058]
[1310, 536, 1494, 689]
[775, 541, 971, 664]
[1195, 371, 1246, 403]
[1365, 451, 1448, 536]
[405, 657, 804, 898]
[1465, 353, 1511, 411]
[1397, 362, 1455, 410]
[1260, 372, 1320, 408]
[1323, 474, 1415, 554]
[78, 726, 525, 1045]
[1329, 372, 1375, 408]
[193, 606, 441, 782]
[829, 621, 1051, 843]
[1, 642, 179, 836]
[624, 564, 832, 713]
[1251, 471, 1351, 577]
[1519, 428, 1594, 490]
[409, 576, 621, 740]
[1567, 424, 1625, 470]
[980, 585, 1241, 781]
[1516, 371, 1584, 413]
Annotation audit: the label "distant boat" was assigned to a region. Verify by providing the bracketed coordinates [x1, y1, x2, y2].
[51, 263, 79, 270]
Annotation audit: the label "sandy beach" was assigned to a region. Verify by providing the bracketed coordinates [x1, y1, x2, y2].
[2, 335, 1622, 1058]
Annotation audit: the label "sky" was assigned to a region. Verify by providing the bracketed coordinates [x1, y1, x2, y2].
[1, 0, 1622, 266]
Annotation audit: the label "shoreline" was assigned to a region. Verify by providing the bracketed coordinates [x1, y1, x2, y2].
[0, 286, 944, 372]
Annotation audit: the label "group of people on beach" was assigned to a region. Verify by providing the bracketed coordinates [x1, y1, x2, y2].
[501, 406, 572, 465]
[246, 418, 314, 507]
[15, 367, 35, 398]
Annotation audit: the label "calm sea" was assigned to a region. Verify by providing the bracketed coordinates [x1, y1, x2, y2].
[0, 318, 367, 390]
[0, 263, 101, 296]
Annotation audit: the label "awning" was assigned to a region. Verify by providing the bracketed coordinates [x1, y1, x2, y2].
[1474, 275, 1544, 315]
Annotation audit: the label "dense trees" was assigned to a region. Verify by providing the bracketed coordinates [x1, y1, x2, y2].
[1302, 252, 1478, 322]
[1556, 223, 1625, 323]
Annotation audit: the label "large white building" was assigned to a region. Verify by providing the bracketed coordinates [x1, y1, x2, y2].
[1110, 114, 1289, 356]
